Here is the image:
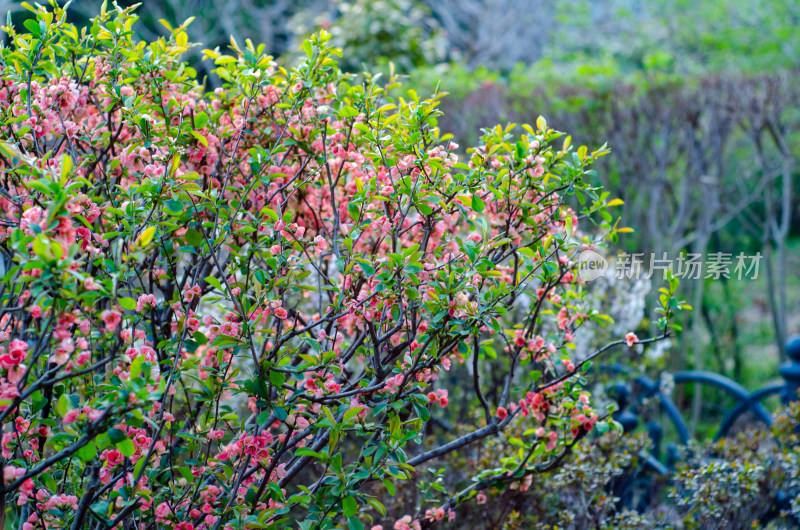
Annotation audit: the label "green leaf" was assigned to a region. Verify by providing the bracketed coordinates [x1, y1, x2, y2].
[262, 208, 278, 221]
[135, 226, 156, 247]
[205, 276, 223, 292]
[107, 428, 126, 444]
[190, 130, 208, 147]
[77, 442, 96, 462]
[342, 496, 358, 517]
[301, 39, 313, 58]
[412, 402, 430, 422]
[185, 228, 203, 247]
[194, 112, 209, 129]
[389, 415, 401, 439]
[119, 297, 137, 311]
[269, 370, 286, 387]
[116, 438, 136, 457]
[347, 203, 360, 222]
[257, 410, 271, 426]
[23, 19, 41, 37]
[177, 467, 194, 481]
[343, 407, 364, 422]
[168, 153, 181, 177]
[472, 192, 485, 212]
[165, 199, 184, 213]
[130, 355, 144, 379]
[133, 454, 147, 478]
[383, 479, 396, 496]
[56, 394, 70, 416]
[366, 498, 386, 516]
[339, 106, 359, 119]
[32, 236, 52, 261]
[295, 448, 325, 459]
[61, 154, 73, 178]
[213, 335, 241, 348]
[322, 407, 336, 425]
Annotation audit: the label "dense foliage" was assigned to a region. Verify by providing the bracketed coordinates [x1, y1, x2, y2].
[0, 3, 690, 529]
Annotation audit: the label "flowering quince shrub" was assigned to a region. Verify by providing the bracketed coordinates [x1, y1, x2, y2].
[0, 3, 687, 529]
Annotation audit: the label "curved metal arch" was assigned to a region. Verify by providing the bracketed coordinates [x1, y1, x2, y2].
[673, 370, 774, 426]
[715, 382, 784, 440]
[655, 390, 691, 445]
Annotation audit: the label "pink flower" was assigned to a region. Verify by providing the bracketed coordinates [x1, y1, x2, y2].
[101, 310, 122, 332]
[136, 294, 157, 312]
[155, 502, 172, 521]
[274, 307, 288, 320]
[105, 449, 123, 467]
[220, 321, 239, 336]
[4, 465, 24, 484]
[0, 339, 28, 368]
[496, 407, 508, 420]
[546, 430, 558, 450]
[84, 408, 102, 421]
[19, 478, 34, 497]
[208, 429, 225, 440]
[393, 516, 420, 530]
[313, 235, 328, 251]
[7, 365, 25, 384]
[436, 388, 449, 408]
[0, 381, 21, 406]
[625, 332, 639, 347]
[63, 409, 81, 424]
[441, 356, 452, 370]
[476, 491, 487, 505]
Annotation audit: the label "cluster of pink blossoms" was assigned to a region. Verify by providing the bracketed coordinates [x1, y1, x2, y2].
[0, 6, 663, 526]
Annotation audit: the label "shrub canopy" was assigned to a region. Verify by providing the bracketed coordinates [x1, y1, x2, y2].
[0, 3, 682, 529]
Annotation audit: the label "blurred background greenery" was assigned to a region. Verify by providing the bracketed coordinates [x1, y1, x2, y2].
[3, 0, 799, 423]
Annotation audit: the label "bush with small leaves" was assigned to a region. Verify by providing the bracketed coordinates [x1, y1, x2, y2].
[665, 401, 800, 529]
